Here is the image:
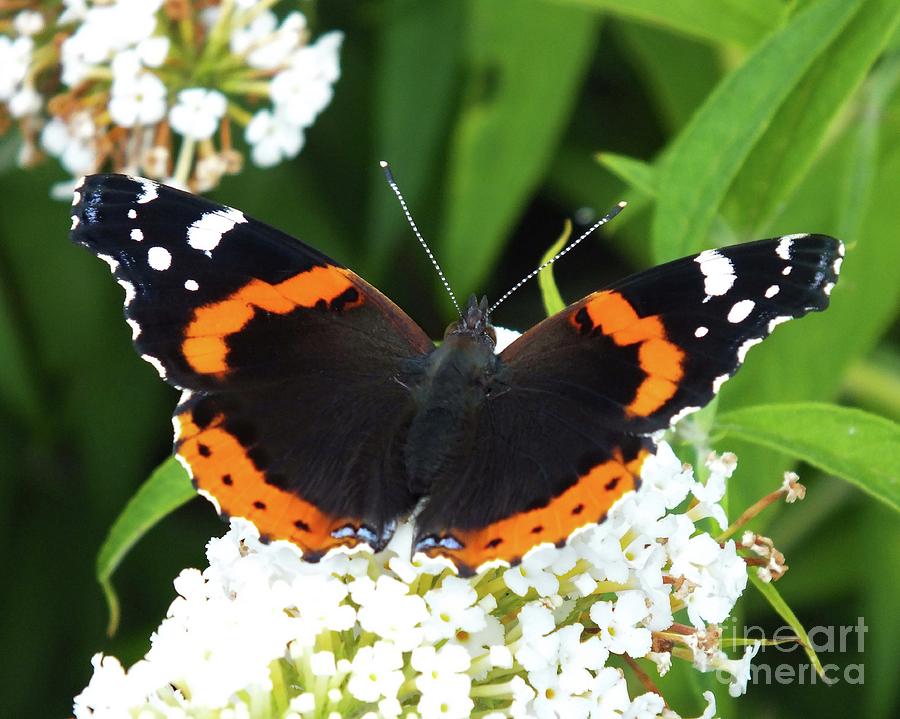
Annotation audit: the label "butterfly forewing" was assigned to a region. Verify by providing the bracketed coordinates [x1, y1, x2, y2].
[71, 174, 433, 558]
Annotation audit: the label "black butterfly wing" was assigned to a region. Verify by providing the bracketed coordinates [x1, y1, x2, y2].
[71, 175, 434, 558]
[415, 235, 843, 574]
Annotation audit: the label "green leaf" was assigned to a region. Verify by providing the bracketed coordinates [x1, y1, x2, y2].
[365, 0, 463, 277]
[651, 0, 863, 262]
[538, 220, 572, 316]
[715, 403, 900, 512]
[96, 457, 195, 635]
[715, 66, 900, 513]
[749, 573, 828, 681]
[555, 0, 785, 48]
[727, 0, 900, 237]
[615, 21, 723, 132]
[596, 152, 657, 197]
[440, 0, 597, 301]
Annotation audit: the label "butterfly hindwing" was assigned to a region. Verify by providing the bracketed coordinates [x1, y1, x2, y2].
[414, 235, 843, 573]
[72, 174, 434, 557]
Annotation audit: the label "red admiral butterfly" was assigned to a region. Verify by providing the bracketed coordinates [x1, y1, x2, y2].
[71, 173, 843, 575]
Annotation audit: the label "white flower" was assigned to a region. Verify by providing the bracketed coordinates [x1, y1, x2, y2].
[14, 10, 46, 37]
[411, 644, 471, 694]
[715, 641, 761, 697]
[623, 691, 665, 718]
[347, 641, 404, 703]
[351, 575, 428, 651]
[9, 83, 41, 117]
[169, 87, 227, 140]
[529, 666, 592, 719]
[688, 452, 735, 529]
[557, 624, 609, 694]
[40, 114, 97, 175]
[697, 690, 717, 719]
[638, 441, 694, 509]
[109, 72, 167, 127]
[505, 545, 575, 597]
[589, 591, 652, 657]
[422, 575, 486, 642]
[589, 667, 631, 717]
[245, 108, 305, 167]
[239, 11, 307, 69]
[417, 689, 474, 719]
[670, 537, 747, 628]
[269, 32, 343, 127]
[0, 35, 33, 102]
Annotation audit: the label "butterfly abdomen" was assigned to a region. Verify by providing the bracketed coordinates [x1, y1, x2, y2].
[403, 334, 504, 495]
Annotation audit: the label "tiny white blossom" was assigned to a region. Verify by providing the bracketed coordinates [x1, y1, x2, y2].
[589, 591, 652, 657]
[169, 87, 227, 140]
[623, 691, 665, 718]
[245, 108, 305, 167]
[716, 641, 762, 697]
[411, 644, 471, 695]
[0, 36, 33, 102]
[422, 575, 486, 641]
[109, 72, 167, 127]
[639, 441, 694, 508]
[347, 641, 404, 703]
[351, 575, 428, 651]
[589, 667, 631, 717]
[14, 10, 46, 36]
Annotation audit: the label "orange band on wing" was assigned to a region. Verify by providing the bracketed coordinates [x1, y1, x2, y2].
[175, 409, 363, 558]
[422, 448, 649, 575]
[575, 290, 684, 416]
[182, 265, 363, 376]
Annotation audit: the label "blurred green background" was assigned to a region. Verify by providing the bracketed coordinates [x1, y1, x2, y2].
[2, 0, 899, 716]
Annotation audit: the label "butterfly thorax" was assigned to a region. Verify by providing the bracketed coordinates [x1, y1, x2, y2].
[402, 297, 508, 495]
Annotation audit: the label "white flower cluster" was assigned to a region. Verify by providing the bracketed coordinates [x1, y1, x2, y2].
[0, 1, 342, 196]
[74, 442, 764, 719]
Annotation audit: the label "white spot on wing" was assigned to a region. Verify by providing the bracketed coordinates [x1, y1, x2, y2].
[838, 241, 845, 257]
[126, 318, 141, 340]
[776, 237, 794, 260]
[765, 285, 780, 298]
[72, 191, 80, 207]
[130, 228, 144, 241]
[147, 246, 171, 271]
[128, 209, 137, 219]
[728, 299, 755, 323]
[74, 176, 86, 191]
[712, 374, 730, 394]
[141, 353, 167, 379]
[832, 257, 843, 274]
[737, 337, 763, 363]
[187, 207, 247, 253]
[132, 177, 159, 204]
[695, 249, 735, 300]
[824, 282, 835, 296]
[694, 326, 708, 338]
[97, 253, 119, 272]
[184, 279, 199, 291]
[782, 266, 792, 276]
[767, 315, 791, 333]
[70, 215, 79, 230]
[671, 406, 701, 425]
[117, 279, 136, 305]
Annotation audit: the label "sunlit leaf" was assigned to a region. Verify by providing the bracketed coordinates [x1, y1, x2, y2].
[96, 457, 195, 635]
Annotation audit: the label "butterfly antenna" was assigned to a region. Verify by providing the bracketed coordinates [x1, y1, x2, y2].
[380, 161, 462, 318]
[487, 201, 628, 316]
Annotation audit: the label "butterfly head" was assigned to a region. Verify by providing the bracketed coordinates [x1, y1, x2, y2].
[444, 294, 496, 348]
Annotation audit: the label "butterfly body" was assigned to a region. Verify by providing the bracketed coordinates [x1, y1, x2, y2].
[71, 174, 844, 575]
